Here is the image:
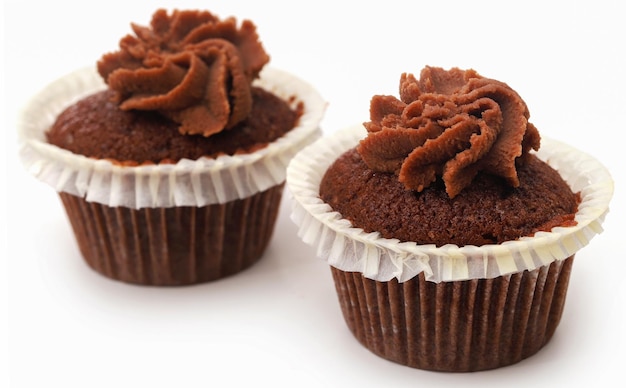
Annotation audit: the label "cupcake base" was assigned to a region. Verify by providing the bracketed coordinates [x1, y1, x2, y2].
[330, 256, 574, 372]
[59, 183, 284, 286]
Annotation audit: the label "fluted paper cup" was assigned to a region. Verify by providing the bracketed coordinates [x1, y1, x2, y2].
[18, 66, 326, 286]
[286, 124, 613, 371]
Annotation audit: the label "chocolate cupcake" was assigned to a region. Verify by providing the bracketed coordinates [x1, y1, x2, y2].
[286, 66, 613, 371]
[18, 9, 325, 286]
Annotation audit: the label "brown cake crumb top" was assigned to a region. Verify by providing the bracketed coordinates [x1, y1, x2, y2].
[320, 148, 579, 246]
[358, 66, 541, 198]
[97, 9, 270, 137]
[46, 88, 301, 165]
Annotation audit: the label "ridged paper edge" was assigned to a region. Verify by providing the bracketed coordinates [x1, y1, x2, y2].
[286, 124, 614, 283]
[17, 66, 326, 208]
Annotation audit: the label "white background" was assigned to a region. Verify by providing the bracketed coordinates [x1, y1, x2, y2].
[3, 1, 625, 387]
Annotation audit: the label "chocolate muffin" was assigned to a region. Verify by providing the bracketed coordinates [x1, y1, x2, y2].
[18, 8, 325, 286]
[286, 66, 612, 372]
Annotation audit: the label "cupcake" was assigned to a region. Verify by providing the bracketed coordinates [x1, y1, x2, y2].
[286, 66, 613, 371]
[18, 9, 325, 286]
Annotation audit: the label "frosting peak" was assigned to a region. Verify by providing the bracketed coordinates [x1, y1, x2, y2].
[97, 9, 270, 137]
[358, 66, 541, 198]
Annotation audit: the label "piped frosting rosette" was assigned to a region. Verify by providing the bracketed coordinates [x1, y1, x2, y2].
[18, 65, 326, 208]
[97, 9, 272, 138]
[286, 124, 613, 283]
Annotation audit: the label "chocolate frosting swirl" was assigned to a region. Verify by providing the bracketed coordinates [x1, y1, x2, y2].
[97, 9, 270, 137]
[358, 66, 541, 198]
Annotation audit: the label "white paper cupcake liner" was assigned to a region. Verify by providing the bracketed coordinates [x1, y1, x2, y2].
[18, 66, 326, 208]
[286, 124, 614, 283]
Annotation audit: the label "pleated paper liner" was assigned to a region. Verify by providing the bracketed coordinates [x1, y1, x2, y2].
[331, 257, 572, 371]
[286, 124, 613, 371]
[59, 184, 283, 285]
[18, 66, 326, 285]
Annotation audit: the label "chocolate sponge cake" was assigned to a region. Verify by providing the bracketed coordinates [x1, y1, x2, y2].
[47, 88, 301, 164]
[320, 148, 578, 247]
